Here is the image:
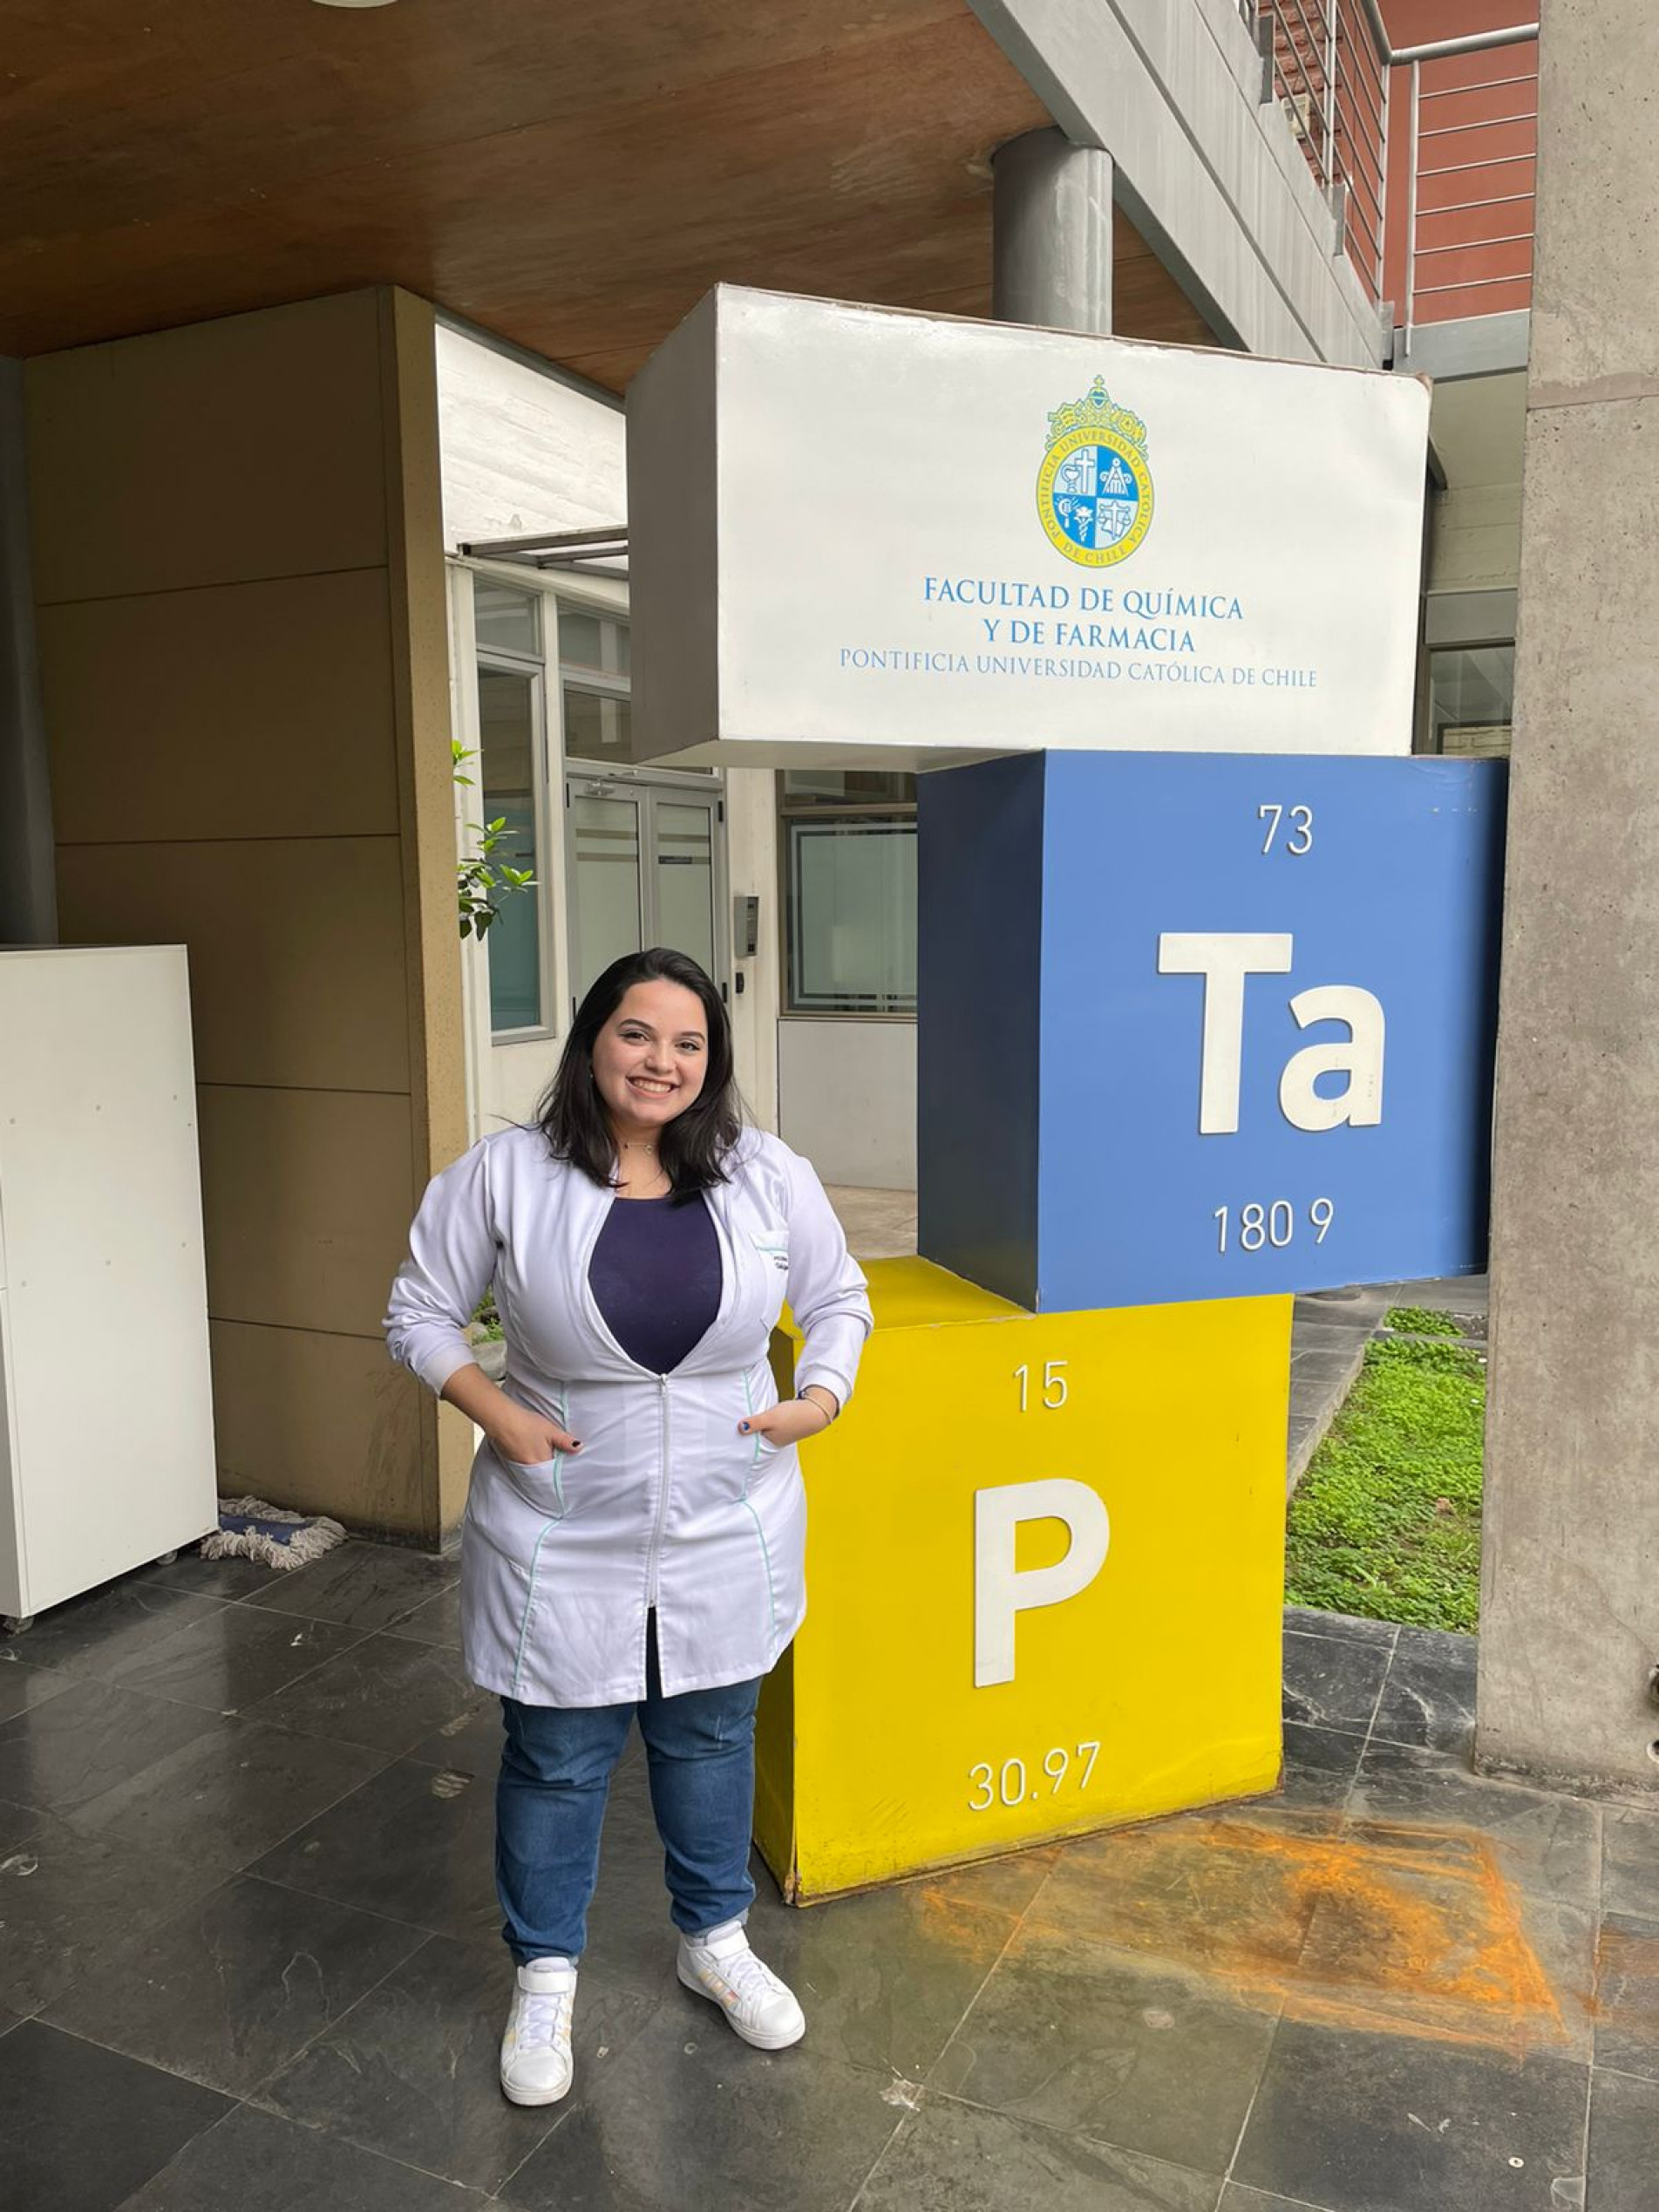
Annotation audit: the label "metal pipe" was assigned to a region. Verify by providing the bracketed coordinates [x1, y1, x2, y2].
[1390, 24, 1538, 64]
[1404, 58, 1421, 348]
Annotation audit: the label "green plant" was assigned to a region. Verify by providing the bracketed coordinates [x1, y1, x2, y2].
[1384, 1303, 1463, 1338]
[1286, 1333, 1486, 1631]
[453, 738, 536, 940]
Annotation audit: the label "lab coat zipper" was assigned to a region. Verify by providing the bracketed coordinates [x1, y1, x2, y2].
[645, 1372, 670, 1605]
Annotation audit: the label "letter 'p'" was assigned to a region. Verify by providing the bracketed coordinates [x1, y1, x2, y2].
[974, 1480, 1112, 1687]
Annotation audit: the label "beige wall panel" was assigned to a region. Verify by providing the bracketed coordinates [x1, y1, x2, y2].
[380, 290, 468, 1191]
[40, 569, 400, 846]
[209, 1317, 437, 1541]
[56, 835, 411, 1093]
[197, 1085, 418, 1339]
[26, 290, 387, 606]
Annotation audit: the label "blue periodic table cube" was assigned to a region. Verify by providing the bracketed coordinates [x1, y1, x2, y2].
[916, 751, 1508, 1311]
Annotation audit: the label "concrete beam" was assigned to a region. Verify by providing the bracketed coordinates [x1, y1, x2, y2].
[968, 0, 1386, 367]
[1478, 0, 1659, 1800]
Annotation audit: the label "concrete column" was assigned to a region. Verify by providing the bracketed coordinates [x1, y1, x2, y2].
[1477, 3, 1659, 1798]
[992, 127, 1113, 334]
[0, 358, 57, 943]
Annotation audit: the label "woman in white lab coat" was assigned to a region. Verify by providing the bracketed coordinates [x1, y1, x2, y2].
[384, 946, 871, 2107]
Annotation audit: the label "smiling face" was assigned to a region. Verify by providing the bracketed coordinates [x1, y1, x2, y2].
[590, 979, 710, 1143]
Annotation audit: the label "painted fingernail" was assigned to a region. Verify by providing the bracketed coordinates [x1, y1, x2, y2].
[570, 1440, 582, 1451]
[738, 1421, 751, 1433]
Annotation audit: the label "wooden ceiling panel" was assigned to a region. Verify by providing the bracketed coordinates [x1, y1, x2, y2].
[0, 0, 1213, 385]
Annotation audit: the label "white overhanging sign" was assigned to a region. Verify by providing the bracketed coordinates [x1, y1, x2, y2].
[625, 285, 1430, 766]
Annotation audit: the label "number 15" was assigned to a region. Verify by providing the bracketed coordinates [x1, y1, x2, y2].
[1015, 1362, 1069, 1412]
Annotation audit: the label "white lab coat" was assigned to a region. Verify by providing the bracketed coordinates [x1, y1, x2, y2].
[384, 1125, 872, 1706]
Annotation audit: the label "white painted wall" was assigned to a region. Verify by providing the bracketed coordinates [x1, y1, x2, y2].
[439, 326, 633, 1142]
[436, 323, 625, 551]
[725, 766, 781, 1135]
[779, 1020, 917, 1189]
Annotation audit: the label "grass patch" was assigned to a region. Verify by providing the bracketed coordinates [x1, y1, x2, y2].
[1383, 1303, 1463, 1338]
[1286, 1320, 1485, 1633]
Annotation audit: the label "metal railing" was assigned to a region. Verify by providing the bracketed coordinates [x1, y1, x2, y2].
[1250, 4, 1538, 337]
[1254, 0, 1392, 305]
[1399, 26, 1538, 344]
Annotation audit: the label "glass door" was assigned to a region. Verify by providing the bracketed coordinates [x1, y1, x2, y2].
[569, 787, 643, 1005]
[566, 776, 725, 1015]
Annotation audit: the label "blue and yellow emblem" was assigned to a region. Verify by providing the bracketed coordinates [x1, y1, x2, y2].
[1037, 377, 1153, 567]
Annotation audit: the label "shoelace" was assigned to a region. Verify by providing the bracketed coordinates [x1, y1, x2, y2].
[711, 1946, 783, 2008]
[516, 1991, 570, 2048]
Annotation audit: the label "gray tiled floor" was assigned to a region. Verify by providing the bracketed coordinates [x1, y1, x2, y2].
[0, 1547, 1653, 2211]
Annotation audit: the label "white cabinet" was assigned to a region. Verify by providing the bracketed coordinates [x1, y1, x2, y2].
[0, 946, 217, 1622]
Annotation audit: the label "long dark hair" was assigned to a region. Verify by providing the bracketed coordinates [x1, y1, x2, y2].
[536, 948, 742, 1194]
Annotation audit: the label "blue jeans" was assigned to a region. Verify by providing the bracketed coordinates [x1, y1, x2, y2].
[495, 1616, 761, 1964]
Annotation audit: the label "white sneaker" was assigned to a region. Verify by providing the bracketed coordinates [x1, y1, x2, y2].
[677, 1919, 806, 2050]
[500, 1957, 576, 2106]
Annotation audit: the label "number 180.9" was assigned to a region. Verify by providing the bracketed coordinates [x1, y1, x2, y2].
[1213, 1197, 1334, 1253]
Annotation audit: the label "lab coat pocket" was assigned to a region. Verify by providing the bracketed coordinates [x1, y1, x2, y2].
[750, 1231, 791, 1276]
[497, 1448, 568, 1517]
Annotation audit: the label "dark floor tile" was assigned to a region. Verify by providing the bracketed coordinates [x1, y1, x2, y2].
[264, 1932, 656, 2192]
[1586, 2066, 1659, 2212]
[712, 1861, 1024, 2080]
[407, 1694, 507, 1775]
[928, 1919, 1278, 2177]
[244, 1630, 480, 1753]
[137, 1549, 317, 1602]
[1275, 1723, 1365, 1807]
[0, 1649, 74, 1725]
[0, 2003, 20, 2037]
[1285, 1608, 1398, 1650]
[1370, 1626, 1479, 1756]
[859, 2097, 1220, 2212]
[384, 1581, 464, 1648]
[43, 1873, 427, 2095]
[1296, 1858, 1595, 2061]
[1024, 1804, 1331, 1996]
[251, 1753, 500, 1943]
[245, 1541, 459, 1631]
[1233, 2017, 1588, 2212]
[1282, 1631, 1390, 1734]
[0, 2019, 233, 2212]
[1219, 2192, 1336, 2211]
[118, 2102, 489, 2209]
[67, 1717, 389, 1874]
[0, 1678, 223, 1815]
[103, 1606, 367, 1715]
[496, 2002, 901, 2212]
[0, 1805, 223, 2012]
[1594, 1914, 1659, 2082]
[2, 1581, 228, 1680]
[902, 1836, 1060, 1919]
[1601, 1804, 1659, 1923]
[1349, 1740, 1601, 1908]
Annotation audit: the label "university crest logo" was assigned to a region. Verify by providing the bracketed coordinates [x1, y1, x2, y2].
[1037, 377, 1153, 567]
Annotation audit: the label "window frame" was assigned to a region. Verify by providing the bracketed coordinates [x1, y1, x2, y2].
[777, 774, 919, 1023]
[473, 618, 558, 1043]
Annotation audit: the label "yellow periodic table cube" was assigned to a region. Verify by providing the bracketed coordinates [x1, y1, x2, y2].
[756, 1259, 1291, 1902]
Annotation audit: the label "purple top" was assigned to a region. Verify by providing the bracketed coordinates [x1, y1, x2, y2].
[588, 1192, 724, 1375]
